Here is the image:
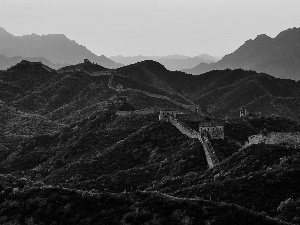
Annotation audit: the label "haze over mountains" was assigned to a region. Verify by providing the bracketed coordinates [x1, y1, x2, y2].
[0, 27, 122, 69]
[1, 26, 300, 81]
[183, 27, 300, 80]
[110, 54, 220, 71]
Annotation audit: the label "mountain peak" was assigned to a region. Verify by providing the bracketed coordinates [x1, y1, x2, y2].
[136, 60, 167, 71]
[254, 34, 271, 41]
[0, 27, 121, 69]
[7, 60, 52, 73]
[0, 27, 13, 37]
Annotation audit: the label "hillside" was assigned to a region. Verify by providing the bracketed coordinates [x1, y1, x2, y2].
[183, 27, 300, 80]
[1, 59, 300, 224]
[0, 60, 194, 123]
[117, 62, 300, 121]
[0, 175, 290, 225]
[188, 70, 300, 120]
[1, 110, 300, 224]
[0, 27, 122, 69]
[2, 60, 300, 122]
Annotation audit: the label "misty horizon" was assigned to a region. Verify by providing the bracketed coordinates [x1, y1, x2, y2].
[1, 0, 300, 57]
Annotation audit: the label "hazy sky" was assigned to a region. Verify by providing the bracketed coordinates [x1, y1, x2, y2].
[1, 0, 300, 57]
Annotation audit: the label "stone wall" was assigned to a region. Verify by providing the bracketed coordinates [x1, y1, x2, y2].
[169, 118, 198, 139]
[199, 125, 224, 139]
[197, 133, 219, 168]
[116, 108, 157, 116]
[108, 73, 202, 114]
[169, 118, 219, 169]
[244, 132, 300, 148]
[84, 70, 112, 76]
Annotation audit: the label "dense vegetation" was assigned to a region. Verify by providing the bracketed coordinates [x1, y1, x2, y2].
[0, 175, 292, 225]
[1, 61, 300, 224]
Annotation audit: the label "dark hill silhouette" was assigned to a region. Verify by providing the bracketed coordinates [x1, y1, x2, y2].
[110, 54, 218, 71]
[117, 61, 300, 121]
[0, 27, 122, 69]
[0, 61, 190, 123]
[1, 60, 299, 121]
[0, 54, 68, 70]
[57, 59, 108, 73]
[183, 27, 300, 80]
[187, 69, 300, 120]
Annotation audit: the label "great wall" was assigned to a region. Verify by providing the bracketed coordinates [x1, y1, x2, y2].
[244, 132, 300, 148]
[105, 71, 300, 168]
[108, 73, 201, 113]
[3, 60, 300, 171]
[105, 71, 220, 168]
[168, 117, 219, 168]
[71, 65, 300, 169]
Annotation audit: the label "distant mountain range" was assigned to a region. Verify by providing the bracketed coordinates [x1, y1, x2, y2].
[183, 27, 300, 80]
[0, 27, 122, 69]
[110, 54, 220, 71]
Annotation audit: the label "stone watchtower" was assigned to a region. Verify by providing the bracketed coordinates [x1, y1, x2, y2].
[199, 119, 224, 139]
[84, 59, 91, 64]
[240, 108, 248, 118]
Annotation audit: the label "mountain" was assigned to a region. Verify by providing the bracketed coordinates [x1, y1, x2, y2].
[187, 69, 300, 121]
[1, 108, 299, 224]
[1, 60, 300, 123]
[0, 60, 192, 124]
[1, 59, 300, 224]
[196, 54, 223, 61]
[0, 27, 122, 69]
[183, 27, 300, 80]
[0, 54, 68, 70]
[109, 54, 218, 70]
[116, 61, 300, 121]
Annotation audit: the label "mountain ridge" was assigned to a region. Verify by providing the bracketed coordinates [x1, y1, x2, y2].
[183, 27, 300, 80]
[0, 27, 122, 69]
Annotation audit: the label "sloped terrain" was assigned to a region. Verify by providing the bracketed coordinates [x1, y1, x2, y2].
[0, 175, 290, 225]
[1, 60, 300, 224]
[1, 61, 191, 124]
[116, 62, 300, 121]
[189, 70, 300, 120]
[183, 27, 300, 80]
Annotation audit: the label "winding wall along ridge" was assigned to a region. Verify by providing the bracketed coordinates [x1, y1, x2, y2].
[109, 73, 218, 168]
[108, 73, 199, 112]
[169, 117, 219, 168]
